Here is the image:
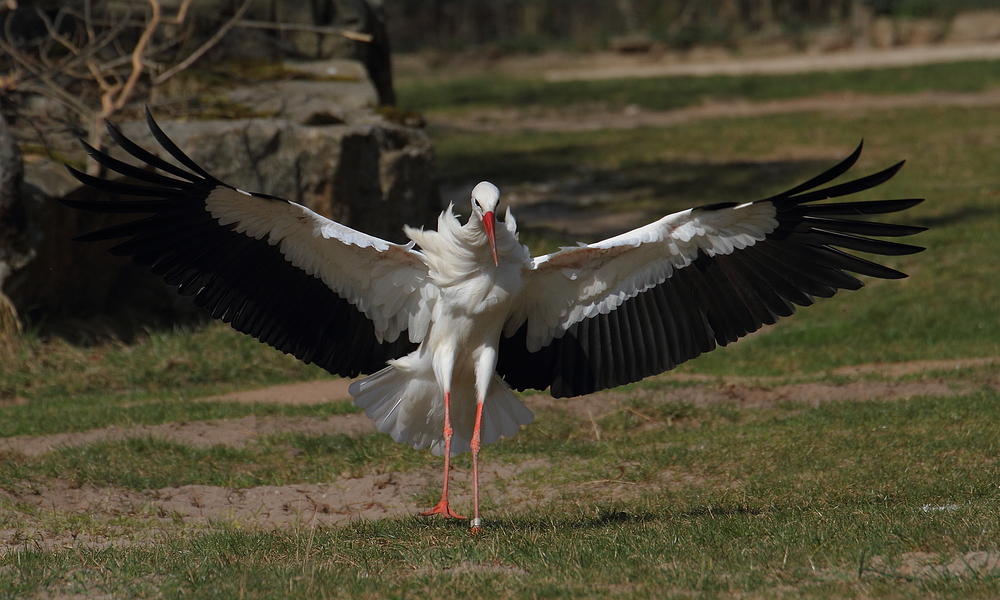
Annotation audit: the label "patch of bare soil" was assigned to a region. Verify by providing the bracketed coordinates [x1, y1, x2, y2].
[0, 413, 373, 457]
[201, 378, 355, 405]
[542, 42, 1000, 81]
[2, 357, 996, 554]
[431, 89, 1000, 134]
[397, 42, 1000, 84]
[833, 356, 1000, 378]
[0, 459, 554, 553]
[5, 358, 995, 457]
[527, 375, 979, 422]
[868, 551, 1000, 579]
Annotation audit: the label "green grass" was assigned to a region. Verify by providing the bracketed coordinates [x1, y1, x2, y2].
[431, 105, 1000, 373]
[3, 66, 1000, 598]
[0, 323, 329, 401]
[398, 60, 1000, 114]
[0, 396, 360, 438]
[2, 391, 999, 598]
[0, 431, 418, 490]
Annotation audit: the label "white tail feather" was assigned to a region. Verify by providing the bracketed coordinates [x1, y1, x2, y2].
[350, 365, 533, 457]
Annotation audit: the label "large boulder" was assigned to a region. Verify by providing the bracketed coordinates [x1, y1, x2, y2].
[117, 118, 436, 242]
[1, 119, 438, 337]
[0, 116, 25, 337]
[195, 0, 396, 105]
[947, 10, 1000, 43]
[225, 61, 381, 125]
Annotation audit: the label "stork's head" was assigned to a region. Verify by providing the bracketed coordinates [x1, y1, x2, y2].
[471, 181, 500, 266]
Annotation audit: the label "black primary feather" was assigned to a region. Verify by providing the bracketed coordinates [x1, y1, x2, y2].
[63, 112, 417, 378]
[497, 146, 925, 397]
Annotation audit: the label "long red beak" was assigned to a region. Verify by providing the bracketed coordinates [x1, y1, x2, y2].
[482, 211, 498, 266]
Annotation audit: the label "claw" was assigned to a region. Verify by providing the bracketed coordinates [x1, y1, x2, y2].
[419, 499, 467, 520]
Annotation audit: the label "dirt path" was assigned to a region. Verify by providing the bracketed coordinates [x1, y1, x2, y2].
[0, 458, 555, 548]
[1, 356, 996, 553]
[542, 42, 1000, 81]
[200, 378, 354, 405]
[0, 413, 374, 457]
[430, 88, 1000, 134]
[3, 357, 995, 457]
[396, 41, 1000, 84]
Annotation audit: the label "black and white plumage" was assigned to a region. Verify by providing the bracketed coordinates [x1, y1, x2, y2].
[64, 110, 925, 529]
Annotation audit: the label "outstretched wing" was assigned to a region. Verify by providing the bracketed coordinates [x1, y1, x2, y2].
[63, 109, 430, 377]
[498, 143, 925, 397]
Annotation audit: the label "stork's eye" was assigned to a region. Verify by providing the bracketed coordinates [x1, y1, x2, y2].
[473, 199, 482, 210]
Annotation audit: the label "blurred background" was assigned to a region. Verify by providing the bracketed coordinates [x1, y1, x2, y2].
[0, 0, 998, 389]
[4, 5, 1000, 596]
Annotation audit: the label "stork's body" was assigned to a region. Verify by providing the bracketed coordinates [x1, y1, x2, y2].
[64, 111, 926, 532]
[352, 192, 533, 525]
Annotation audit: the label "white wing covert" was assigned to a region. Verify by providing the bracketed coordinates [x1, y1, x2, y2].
[507, 201, 779, 351]
[63, 109, 431, 377]
[497, 144, 925, 397]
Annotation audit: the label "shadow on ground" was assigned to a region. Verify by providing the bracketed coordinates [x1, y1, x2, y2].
[440, 153, 846, 242]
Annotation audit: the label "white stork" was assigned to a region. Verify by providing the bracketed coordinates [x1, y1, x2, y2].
[64, 110, 925, 532]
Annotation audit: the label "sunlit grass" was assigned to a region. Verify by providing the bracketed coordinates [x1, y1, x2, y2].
[0, 431, 420, 491]
[2, 73, 999, 599]
[2, 391, 999, 598]
[0, 396, 360, 438]
[398, 59, 1000, 114]
[432, 105, 1000, 373]
[0, 322, 328, 400]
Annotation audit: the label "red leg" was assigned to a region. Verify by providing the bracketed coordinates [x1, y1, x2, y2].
[469, 400, 485, 534]
[420, 390, 466, 519]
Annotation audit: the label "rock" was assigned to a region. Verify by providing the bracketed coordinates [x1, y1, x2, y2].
[2, 118, 438, 337]
[0, 116, 25, 282]
[871, 17, 896, 48]
[208, 0, 396, 105]
[947, 10, 1000, 43]
[3, 158, 159, 337]
[0, 291, 19, 338]
[226, 62, 381, 125]
[608, 33, 655, 54]
[0, 115, 25, 336]
[116, 118, 437, 243]
[896, 18, 946, 46]
[804, 27, 851, 54]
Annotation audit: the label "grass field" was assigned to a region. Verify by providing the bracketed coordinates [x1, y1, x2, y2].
[2, 62, 1000, 598]
[397, 59, 1000, 114]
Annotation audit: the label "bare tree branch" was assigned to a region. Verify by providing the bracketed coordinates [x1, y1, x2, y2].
[153, 0, 253, 86]
[115, 0, 160, 110]
[234, 19, 374, 43]
[34, 6, 80, 56]
[0, 33, 92, 118]
[165, 0, 194, 26]
[83, 0, 95, 45]
[3, 0, 363, 166]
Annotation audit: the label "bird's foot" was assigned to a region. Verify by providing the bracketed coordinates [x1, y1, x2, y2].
[469, 517, 483, 536]
[419, 499, 466, 519]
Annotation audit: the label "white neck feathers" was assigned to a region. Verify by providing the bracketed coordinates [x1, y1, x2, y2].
[404, 205, 527, 286]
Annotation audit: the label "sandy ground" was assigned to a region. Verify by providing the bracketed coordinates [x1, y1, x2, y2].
[417, 42, 1000, 135]
[4, 356, 996, 458]
[1, 357, 995, 553]
[395, 41, 1000, 83]
[6, 44, 1000, 555]
[0, 457, 558, 548]
[429, 89, 1000, 134]
[0, 413, 374, 457]
[542, 42, 1000, 81]
[868, 551, 1000, 579]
